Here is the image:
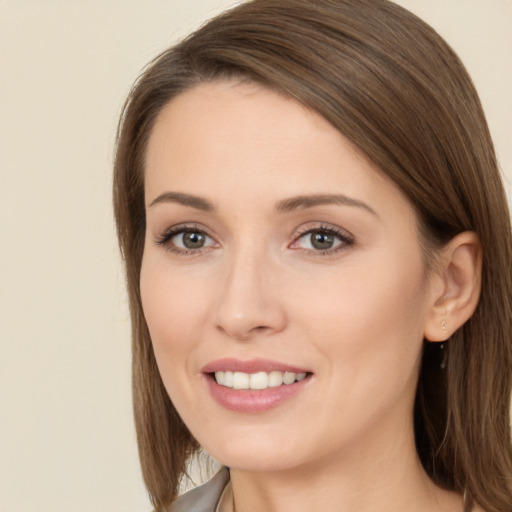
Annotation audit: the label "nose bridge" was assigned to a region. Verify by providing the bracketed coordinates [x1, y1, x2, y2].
[214, 238, 286, 340]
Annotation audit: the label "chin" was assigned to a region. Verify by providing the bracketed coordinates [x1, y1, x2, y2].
[214, 452, 301, 474]
[199, 429, 307, 473]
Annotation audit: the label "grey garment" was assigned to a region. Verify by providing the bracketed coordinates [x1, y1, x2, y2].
[168, 468, 230, 512]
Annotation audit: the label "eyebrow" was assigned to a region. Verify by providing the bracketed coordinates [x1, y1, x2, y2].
[148, 191, 214, 211]
[148, 191, 377, 216]
[276, 194, 378, 216]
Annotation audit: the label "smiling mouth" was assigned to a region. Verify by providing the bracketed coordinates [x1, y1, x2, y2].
[213, 370, 309, 390]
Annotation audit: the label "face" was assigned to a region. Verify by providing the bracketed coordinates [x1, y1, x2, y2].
[141, 81, 437, 474]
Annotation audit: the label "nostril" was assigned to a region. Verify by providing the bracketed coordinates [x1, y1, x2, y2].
[215, 320, 273, 341]
[213, 289, 287, 340]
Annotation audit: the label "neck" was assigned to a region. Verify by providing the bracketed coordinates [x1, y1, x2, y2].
[227, 418, 462, 512]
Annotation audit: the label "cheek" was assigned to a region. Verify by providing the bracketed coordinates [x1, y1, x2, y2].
[297, 255, 429, 398]
[139, 256, 211, 380]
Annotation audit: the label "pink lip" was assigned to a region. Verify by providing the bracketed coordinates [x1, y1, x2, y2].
[201, 358, 312, 413]
[201, 358, 309, 374]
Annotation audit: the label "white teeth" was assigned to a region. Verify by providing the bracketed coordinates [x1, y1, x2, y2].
[268, 371, 283, 387]
[249, 371, 268, 390]
[214, 370, 308, 389]
[233, 371, 250, 390]
[224, 371, 234, 387]
[282, 372, 296, 384]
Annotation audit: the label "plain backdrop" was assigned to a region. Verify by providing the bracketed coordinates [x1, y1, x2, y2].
[0, 1, 510, 511]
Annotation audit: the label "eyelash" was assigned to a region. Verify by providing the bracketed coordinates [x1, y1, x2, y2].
[291, 224, 354, 256]
[155, 224, 217, 256]
[155, 223, 354, 256]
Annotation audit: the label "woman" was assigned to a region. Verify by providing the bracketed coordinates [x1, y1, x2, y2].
[113, 1, 512, 511]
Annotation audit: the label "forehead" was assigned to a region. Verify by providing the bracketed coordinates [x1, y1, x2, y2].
[146, 80, 355, 170]
[144, 81, 412, 221]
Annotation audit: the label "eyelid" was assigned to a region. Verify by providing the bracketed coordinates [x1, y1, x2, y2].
[289, 223, 355, 254]
[153, 221, 354, 256]
[154, 223, 219, 254]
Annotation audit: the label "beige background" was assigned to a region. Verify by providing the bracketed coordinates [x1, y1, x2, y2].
[0, 1, 510, 511]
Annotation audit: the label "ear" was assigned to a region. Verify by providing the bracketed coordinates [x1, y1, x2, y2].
[423, 231, 482, 342]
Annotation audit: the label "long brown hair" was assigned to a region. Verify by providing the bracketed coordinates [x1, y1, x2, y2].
[113, 1, 512, 510]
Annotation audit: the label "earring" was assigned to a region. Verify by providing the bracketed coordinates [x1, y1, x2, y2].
[439, 343, 447, 370]
[441, 319, 448, 334]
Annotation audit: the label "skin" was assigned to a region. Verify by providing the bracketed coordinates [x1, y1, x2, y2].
[140, 81, 477, 511]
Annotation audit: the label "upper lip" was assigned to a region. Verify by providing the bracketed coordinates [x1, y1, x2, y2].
[201, 358, 310, 374]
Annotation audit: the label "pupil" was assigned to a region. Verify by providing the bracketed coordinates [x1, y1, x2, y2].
[183, 231, 204, 249]
[311, 232, 334, 250]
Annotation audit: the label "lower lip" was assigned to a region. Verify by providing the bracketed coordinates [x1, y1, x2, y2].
[204, 374, 311, 413]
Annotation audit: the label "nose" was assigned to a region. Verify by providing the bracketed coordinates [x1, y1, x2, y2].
[213, 248, 287, 341]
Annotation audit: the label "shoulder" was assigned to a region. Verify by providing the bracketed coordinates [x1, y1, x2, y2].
[166, 468, 230, 512]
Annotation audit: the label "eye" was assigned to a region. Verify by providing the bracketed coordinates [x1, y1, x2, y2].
[174, 230, 211, 249]
[156, 226, 217, 254]
[290, 226, 353, 254]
